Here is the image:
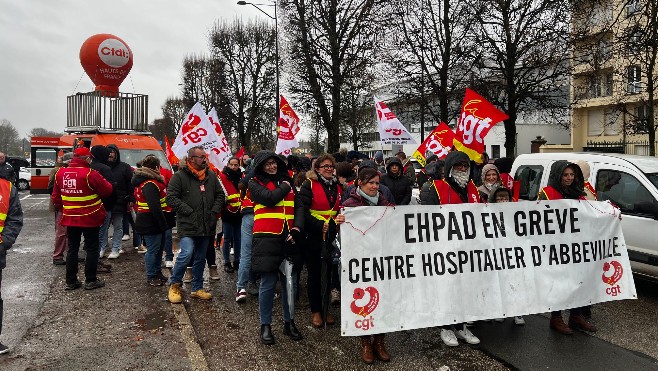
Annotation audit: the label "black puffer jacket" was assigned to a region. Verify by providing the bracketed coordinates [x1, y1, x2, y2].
[90, 145, 117, 211]
[380, 157, 412, 205]
[294, 169, 340, 248]
[166, 159, 225, 237]
[107, 145, 135, 213]
[249, 151, 303, 273]
[422, 151, 470, 205]
[419, 160, 444, 205]
[131, 167, 176, 234]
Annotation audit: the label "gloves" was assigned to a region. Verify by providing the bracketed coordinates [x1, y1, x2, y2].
[288, 228, 302, 245]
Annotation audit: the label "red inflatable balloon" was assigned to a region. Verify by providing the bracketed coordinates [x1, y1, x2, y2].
[79, 34, 133, 95]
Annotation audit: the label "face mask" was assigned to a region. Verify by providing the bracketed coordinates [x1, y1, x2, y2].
[451, 169, 469, 188]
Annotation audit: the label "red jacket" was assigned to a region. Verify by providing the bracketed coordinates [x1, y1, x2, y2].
[52, 157, 113, 227]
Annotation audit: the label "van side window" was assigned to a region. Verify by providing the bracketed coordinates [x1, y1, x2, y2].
[596, 170, 655, 214]
[514, 165, 543, 201]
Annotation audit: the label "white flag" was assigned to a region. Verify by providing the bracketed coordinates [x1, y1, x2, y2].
[207, 108, 233, 169]
[275, 95, 301, 156]
[171, 102, 224, 169]
[374, 96, 417, 145]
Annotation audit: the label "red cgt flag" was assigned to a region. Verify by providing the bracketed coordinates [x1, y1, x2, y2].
[235, 146, 245, 160]
[412, 122, 455, 167]
[453, 88, 509, 164]
[164, 135, 179, 166]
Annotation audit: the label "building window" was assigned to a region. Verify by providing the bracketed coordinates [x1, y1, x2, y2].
[588, 109, 604, 136]
[490, 145, 500, 159]
[603, 108, 620, 135]
[626, 28, 643, 54]
[627, 66, 642, 94]
[634, 105, 650, 133]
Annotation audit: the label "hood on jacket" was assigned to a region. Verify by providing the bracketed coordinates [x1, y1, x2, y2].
[425, 160, 445, 181]
[131, 167, 164, 187]
[385, 157, 403, 176]
[494, 157, 514, 174]
[481, 164, 501, 185]
[107, 144, 121, 168]
[306, 169, 318, 181]
[572, 159, 591, 181]
[252, 150, 288, 178]
[443, 151, 470, 178]
[90, 145, 110, 165]
[547, 160, 585, 193]
[488, 187, 513, 203]
[358, 160, 376, 172]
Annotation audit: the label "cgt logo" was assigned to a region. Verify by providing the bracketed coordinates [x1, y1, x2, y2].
[351, 287, 379, 331]
[602, 261, 623, 296]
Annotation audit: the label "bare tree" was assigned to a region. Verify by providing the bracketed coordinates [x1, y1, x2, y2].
[281, 0, 381, 153]
[209, 18, 277, 151]
[472, 0, 571, 156]
[28, 128, 63, 138]
[0, 119, 21, 155]
[161, 97, 190, 135]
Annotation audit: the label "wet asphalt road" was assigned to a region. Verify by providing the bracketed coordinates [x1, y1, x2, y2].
[1, 193, 658, 370]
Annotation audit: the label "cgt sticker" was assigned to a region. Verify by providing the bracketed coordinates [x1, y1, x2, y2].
[351, 287, 379, 331]
[602, 261, 623, 296]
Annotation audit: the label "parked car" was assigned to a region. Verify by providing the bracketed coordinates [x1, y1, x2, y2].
[511, 152, 658, 279]
[17, 167, 31, 191]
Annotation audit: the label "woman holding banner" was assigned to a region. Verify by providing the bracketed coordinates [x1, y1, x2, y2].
[538, 160, 597, 335]
[342, 167, 392, 364]
[421, 150, 481, 347]
[477, 164, 503, 202]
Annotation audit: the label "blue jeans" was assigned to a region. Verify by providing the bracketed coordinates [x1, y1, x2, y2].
[164, 228, 173, 261]
[98, 211, 111, 258]
[144, 233, 165, 279]
[237, 213, 256, 291]
[124, 212, 142, 247]
[109, 212, 123, 253]
[170, 236, 209, 292]
[222, 220, 241, 265]
[259, 269, 297, 325]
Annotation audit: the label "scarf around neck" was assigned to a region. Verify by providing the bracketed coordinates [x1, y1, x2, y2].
[187, 161, 207, 181]
[357, 187, 379, 206]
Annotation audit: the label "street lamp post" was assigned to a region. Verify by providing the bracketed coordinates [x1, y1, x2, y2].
[237, 1, 280, 123]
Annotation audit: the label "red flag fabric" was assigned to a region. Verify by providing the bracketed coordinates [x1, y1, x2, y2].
[275, 95, 301, 155]
[236, 146, 245, 160]
[164, 135, 179, 166]
[412, 122, 455, 167]
[453, 88, 509, 164]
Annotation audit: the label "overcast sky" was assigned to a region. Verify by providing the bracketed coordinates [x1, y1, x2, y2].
[0, 0, 266, 139]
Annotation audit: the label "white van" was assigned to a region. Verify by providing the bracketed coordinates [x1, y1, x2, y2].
[511, 153, 658, 279]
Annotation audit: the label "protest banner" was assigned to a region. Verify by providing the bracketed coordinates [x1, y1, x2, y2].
[340, 200, 636, 336]
[207, 107, 233, 168]
[411, 122, 454, 167]
[171, 102, 225, 170]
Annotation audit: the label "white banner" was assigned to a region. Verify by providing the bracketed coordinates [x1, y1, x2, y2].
[374, 96, 417, 145]
[340, 200, 636, 336]
[275, 95, 300, 156]
[171, 102, 224, 170]
[207, 108, 233, 169]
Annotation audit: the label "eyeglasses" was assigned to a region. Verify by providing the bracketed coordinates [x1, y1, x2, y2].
[453, 162, 469, 169]
[319, 165, 335, 170]
[264, 160, 278, 167]
[190, 155, 206, 160]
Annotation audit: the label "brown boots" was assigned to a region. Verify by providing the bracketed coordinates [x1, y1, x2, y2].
[569, 313, 597, 332]
[311, 312, 335, 327]
[550, 315, 573, 335]
[359, 335, 390, 364]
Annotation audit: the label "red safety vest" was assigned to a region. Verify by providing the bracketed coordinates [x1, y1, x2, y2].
[253, 179, 294, 235]
[241, 189, 254, 212]
[540, 185, 587, 201]
[433, 179, 480, 204]
[56, 166, 106, 224]
[219, 171, 241, 213]
[308, 179, 342, 223]
[0, 179, 11, 240]
[135, 179, 172, 213]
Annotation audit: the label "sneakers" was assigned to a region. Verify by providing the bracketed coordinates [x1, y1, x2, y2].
[108, 251, 120, 259]
[148, 277, 163, 286]
[84, 279, 105, 290]
[224, 263, 234, 273]
[157, 273, 168, 284]
[53, 258, 66, 265]
[96, 262, 112, 274]
[331, 288, 340, 305]
[514, 316, 525, 325]
[236, 289, 247, 303]
[183, 267, 193, 283]
[455, 327, 480, 345]
[440, 329, 459, 347]
[169, 283, 183, 304]
[122, 234, 130, 241]
[246, 282, 259, 296]
[137, 245, 147, 254]
[0, 342, 9, 355]
[165, 260, 174, 269]
[209, 265, 221, 281]
[65, 280, 83, 291]
[191, 289, 213, 300]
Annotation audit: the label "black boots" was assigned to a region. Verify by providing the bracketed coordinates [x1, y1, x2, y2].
[284, 320, 303, 341]
[260, 324, 275, 345]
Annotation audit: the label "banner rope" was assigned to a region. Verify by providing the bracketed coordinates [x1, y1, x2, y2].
[342, 205, 395, 236]
[535, 198, 622, 220]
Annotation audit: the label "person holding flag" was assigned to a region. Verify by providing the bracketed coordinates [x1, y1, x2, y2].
[275, 96, 301, 156]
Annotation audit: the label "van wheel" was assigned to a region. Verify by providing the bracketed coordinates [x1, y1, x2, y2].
[17, 179, 29, 191]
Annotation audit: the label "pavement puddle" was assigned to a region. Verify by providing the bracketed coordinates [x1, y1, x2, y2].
[134, 310, 168, 331]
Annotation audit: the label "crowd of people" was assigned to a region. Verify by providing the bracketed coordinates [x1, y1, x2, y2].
[38, 144, 601, 364]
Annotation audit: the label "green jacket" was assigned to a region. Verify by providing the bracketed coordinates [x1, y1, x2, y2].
[166, 159, 225, 237]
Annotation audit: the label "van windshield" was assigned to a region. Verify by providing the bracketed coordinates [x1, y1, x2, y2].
[120, 150, 172, 170]
[647, 173, 658, 191]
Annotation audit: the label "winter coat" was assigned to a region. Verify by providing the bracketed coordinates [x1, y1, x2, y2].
[0, 162, 15, 183]
[0, 179, 23, 270]
[401, 158, 416, 184]
[249, 151, 301, 273]
[219, 167, 244, 224]
[132, 167, 176, 235]
[538, 160, 586, 201]
[342, 186, 391, 208]
[380, 157, 413, 205]
[294, 170, 341, 248]
[422, 151, 472, 205]
[478, 164, 502, 202]
[90, 146, 117, 211]
[166, 158, 225, 237]
[107, 144, 135, 213]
